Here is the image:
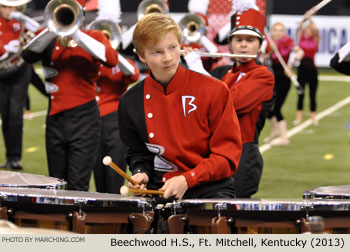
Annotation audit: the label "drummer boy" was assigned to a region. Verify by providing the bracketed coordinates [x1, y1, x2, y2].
[118, 13, 242, 200]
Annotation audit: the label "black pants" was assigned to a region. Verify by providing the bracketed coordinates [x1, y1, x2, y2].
[233, 142, 263, 198]
[0, 64, 31, 162]
[93, 111, 127, 193]
[268, 72, 291, 121]
[297, 59, 318, 112]
[46, 99, 101, 191]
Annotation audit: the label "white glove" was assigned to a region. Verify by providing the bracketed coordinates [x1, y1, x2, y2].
[4, 40, 20, 54]
[9, 11, 40, 32]
[183, 51, 210, 76]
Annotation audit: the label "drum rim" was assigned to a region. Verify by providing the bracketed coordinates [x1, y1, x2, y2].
[175, 198, 350, 211]
[0, 187, 154, 208]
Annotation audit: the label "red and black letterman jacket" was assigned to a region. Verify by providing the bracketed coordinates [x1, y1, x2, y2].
[211, 59, 275, 144]
[0, 17, 22, 56]
[22, 30, 118, 115]
[97, 58, 140, 117]
[118, 65, 242, 190]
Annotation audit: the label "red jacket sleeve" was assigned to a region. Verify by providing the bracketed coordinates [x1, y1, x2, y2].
[122, 58, 140, 84]
[87, 30, 118, 67]
[231, 68, 274, 115]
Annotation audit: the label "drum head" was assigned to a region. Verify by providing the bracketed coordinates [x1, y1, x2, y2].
[0, 171, 66, 189]
[306, 185, 350, 199]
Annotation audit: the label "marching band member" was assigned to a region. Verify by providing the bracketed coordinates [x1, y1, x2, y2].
[184, 0, 275, 198]
[0, 0, 40, 170]
[92, 0, 140, 194]
[118, 13, 242, 200]
[21, 0, 118, 191]
[264, 22, 304, 146]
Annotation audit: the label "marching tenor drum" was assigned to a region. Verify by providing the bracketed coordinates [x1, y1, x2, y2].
[165, 198, 350, 234]
[0, 187, 155, 234]
[0, 171, 66, 190]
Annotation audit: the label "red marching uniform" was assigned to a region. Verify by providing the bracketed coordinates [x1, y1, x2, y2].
[22, 29, 118, 191]
[46, 30, 118, 115]
[208, 0, 275, 198]
[0, 17, 21, 54]
[211, 59, 275, 198]
[118, 65, 242, 198]
[221, 61, 274, 144]
[94, 58, 140, 193]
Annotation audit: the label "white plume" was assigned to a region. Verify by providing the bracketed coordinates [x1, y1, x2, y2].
[188, 0, 210, 15]
[97, 0, 122, 24]
[231, 0, 259, 15]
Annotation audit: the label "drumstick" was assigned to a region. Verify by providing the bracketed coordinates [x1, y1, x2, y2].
[120, 185, 164, 196]
[103, 156, 139, 186]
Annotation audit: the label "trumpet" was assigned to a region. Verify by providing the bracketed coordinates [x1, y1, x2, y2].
[180, 50, 257, 59]
[137, 0, 169, 20]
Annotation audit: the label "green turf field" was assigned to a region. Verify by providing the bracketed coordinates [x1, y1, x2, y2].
[1, 69, 349, 199]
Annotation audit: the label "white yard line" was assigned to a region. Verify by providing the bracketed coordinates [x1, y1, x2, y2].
[26, 110, 47, 118]
[260, 96, 350, 154]
[319, 75, 350, 82]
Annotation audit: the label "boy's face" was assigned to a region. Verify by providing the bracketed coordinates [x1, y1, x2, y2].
[138, 31, 181, 84]
[230, 34, 260, 64]
[0, 5, 17, 20]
